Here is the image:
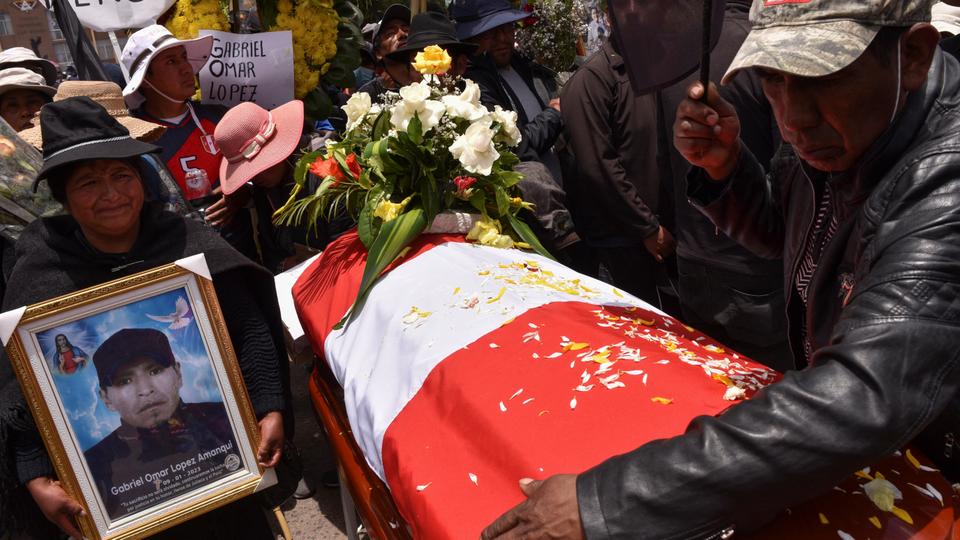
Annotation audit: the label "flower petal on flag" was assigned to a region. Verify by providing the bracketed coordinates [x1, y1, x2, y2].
[499, 401, 507, 412]
[468, 473, 478, 486]
[890, 506, 913, 525]
[417, 482, 432, 492]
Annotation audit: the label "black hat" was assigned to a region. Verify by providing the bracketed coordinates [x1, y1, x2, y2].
[386, 12, 479, 63]
[373, 4, 412, 51]
[34, 96, 160, 190]
[93, 328, 176, 388]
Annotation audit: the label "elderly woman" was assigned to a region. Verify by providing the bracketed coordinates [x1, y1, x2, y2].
[0, 97, 291, 538]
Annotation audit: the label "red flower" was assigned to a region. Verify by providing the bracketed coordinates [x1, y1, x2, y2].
[310, 155, 345, 185]
[454, 175, 477, 194]
[345, 153, 362, 179]
[309, 153, 362, 186]
[522, 3, 538, 26]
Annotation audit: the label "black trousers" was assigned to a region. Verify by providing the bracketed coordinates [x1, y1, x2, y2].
[594, 244, 662, 308]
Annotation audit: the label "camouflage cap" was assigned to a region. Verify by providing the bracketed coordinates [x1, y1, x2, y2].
[722, 0, 936, 85]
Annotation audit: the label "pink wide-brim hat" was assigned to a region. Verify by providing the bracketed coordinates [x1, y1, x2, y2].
[215, 100, 304, 195]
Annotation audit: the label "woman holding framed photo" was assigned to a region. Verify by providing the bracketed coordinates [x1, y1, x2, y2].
[0, 97, 292, 539]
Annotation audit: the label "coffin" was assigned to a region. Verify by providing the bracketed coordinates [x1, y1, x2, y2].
[293, 231, 959, 540]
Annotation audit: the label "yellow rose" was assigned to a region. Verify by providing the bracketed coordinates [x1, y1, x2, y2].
[412, 45, 453, 75]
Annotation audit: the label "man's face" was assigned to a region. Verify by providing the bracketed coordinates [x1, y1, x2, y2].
[470, 23, 515, 68]
[384, 56, 419, 86]
[377, 19, 410, 57]
[758, 45, 901, 173]
[0, 89, 47, 131]
[144, 46, 197, 103]
[100, 358, 182, 429]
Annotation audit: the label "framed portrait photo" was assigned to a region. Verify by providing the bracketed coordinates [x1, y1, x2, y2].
[1, 254, 275, 540]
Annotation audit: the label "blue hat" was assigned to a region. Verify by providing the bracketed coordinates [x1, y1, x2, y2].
[450, 0, 529, 41]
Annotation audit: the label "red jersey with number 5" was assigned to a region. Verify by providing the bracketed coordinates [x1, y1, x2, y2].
[133, 103, 227, 201]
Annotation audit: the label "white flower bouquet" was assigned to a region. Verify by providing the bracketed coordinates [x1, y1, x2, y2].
[274, 46, 549, 327]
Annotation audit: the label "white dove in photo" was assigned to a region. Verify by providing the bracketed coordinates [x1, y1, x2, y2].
[147, 297, 192, 330]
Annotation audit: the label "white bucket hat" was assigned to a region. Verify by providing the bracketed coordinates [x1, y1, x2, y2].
[0, 47, 58, 86]
[933, 2, 960, 35]
[120, 25, 213, 108]
[0, 67, 56, 100]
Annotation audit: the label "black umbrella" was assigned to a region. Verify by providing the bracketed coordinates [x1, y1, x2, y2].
[608, 0, 726, 96]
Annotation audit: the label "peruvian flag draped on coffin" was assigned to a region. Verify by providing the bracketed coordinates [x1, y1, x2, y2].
[292, 232, 958, 539]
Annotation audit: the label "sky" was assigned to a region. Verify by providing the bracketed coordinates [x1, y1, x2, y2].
[38, 287, 226, 452]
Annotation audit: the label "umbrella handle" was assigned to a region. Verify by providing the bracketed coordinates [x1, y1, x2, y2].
[699, 0, 714, 102]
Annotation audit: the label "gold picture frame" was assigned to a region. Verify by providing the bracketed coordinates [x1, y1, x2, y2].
[2, 254, 274, 540]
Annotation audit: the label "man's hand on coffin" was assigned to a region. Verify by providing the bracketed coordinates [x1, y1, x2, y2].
[26, 475, 85, 538]
[257, 411, 284, 468]
[481, 474, 584, 540]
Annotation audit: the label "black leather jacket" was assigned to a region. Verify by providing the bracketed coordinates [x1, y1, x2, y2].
[576, 50, 960, 539]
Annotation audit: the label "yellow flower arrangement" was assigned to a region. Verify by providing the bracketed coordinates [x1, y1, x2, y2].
[165, 0, 342, 100]
[271, 0, 340, 99]
[412, 45, 452, 75]
[165, 0, 230, 40]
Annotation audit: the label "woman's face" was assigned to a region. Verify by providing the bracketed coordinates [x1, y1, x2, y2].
[0, 89, 47, 131]
[253, 160, 291, 189]
[64, 159, 144, 241]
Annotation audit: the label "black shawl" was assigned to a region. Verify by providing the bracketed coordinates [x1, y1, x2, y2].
[0, 202, 292, 536]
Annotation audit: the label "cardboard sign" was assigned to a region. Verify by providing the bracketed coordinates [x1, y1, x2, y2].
[57, 0, 176, 32]
[198, 30, 295, 110]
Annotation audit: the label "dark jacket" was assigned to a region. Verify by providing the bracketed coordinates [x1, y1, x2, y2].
[577, 50, 960, 538]
[85, 401, 237, 520]
[658, 0, 782, 275]
[0, 203, 291, 536]
[465, 52, 563, 164]
[657, 0, 788, 365]
[561, 40, 662, 244]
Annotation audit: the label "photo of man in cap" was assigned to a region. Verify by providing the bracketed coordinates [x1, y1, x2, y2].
[83, 327, 238, 520]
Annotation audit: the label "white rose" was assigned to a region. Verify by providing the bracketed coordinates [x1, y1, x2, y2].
[460, 80, 482, 106]
[441, 93, 487, 122]
[419, 100, 446, 132]
[449, 120, 501, 176]
[343, 92, 373, 131]
[492, 105, 522, 147]
[390, 98, 446, 134]
[398, 81, 431, 104]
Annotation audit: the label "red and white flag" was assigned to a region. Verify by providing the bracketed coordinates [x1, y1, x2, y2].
[293, 233, 958, 539]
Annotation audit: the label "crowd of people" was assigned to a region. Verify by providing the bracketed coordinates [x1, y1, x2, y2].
[0, 0, 957, 537]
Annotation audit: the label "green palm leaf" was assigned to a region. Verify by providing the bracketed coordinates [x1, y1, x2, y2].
[335, 207, 428, 329]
